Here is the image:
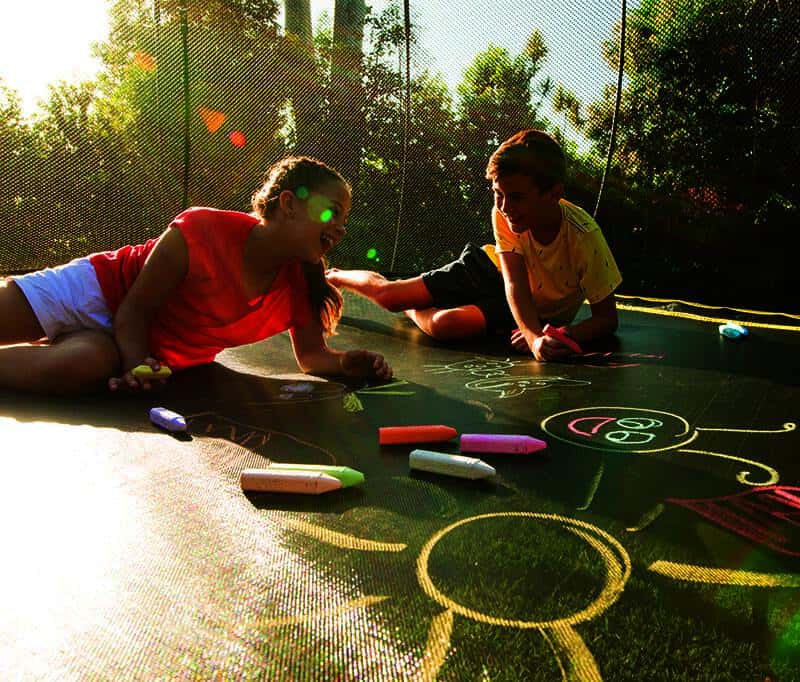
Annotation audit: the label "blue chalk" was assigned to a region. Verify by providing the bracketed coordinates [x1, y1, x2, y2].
[149, 406, 187, 432]
[719, 322, 748, 340]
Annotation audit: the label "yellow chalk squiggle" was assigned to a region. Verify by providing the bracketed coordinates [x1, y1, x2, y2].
[649, 561, 800, 587]
[286, 518, 407, 552]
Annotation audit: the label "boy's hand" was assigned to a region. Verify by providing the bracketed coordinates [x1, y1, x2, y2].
[340, 350, 393, 381]
[109, 358, 171, 392]
[531, 335, 573, 362]
[511, 328, 572, 362]
[510, 328, 531, 353]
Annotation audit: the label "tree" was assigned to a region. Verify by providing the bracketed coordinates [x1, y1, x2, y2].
[455, 31, 552, 219]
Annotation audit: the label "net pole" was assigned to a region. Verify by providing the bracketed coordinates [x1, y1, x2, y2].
[389, 0, 412, 273]
[593, 0, 626, 218]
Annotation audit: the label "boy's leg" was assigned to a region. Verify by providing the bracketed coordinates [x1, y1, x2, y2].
[326, 269, 434, 312]
[0, 329, 120, 395]
[405, 305, 487, 340]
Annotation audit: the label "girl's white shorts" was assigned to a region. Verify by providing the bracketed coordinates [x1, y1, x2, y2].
[12, 257, 113, 340]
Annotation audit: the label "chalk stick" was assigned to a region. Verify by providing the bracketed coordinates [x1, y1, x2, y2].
[542, 324, 583, 354]
[379, 424, 458, 445]
[149, 406, 187, 432]
[409, 449, 495, 480]
[132, 364, 172, 380]
[460, 433, 547, 455]
[719, 322, 748, 340]
[240, 469, 342, 494]
[268, 463, 364, 488]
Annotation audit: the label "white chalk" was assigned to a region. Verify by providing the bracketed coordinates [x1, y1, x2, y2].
[149, 407, 187, 432]
[409, 449, 496, 480]
[240, 469, 342, 494]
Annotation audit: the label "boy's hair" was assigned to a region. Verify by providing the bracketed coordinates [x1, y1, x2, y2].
[252, 156, 351, 336]
[485, 129, 566, 190]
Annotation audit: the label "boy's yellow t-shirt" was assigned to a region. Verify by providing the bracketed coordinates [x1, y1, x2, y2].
[488, 199, 622, 324]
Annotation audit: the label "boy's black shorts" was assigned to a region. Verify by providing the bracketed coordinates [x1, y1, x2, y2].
[421, 242, 517, 333]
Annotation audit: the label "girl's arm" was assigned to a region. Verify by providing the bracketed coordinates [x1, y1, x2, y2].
[289, 319, 393, 381]
[110, 226, 189, 390]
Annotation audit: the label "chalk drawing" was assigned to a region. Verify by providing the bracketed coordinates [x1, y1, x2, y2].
[542, 407, 794, 486]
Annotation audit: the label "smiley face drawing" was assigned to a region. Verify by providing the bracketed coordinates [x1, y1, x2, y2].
[541, 406, 795, 486]
[541, 407, 696, 454]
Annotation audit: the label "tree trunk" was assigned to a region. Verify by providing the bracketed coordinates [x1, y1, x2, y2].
[327, 0, 368, 183]
[284, 0, 323, 155]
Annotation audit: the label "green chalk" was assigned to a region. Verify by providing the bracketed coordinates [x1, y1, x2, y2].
[268, 463, 364, 488]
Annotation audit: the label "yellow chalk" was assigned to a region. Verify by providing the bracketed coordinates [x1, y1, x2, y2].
[131, 364, 172, 379]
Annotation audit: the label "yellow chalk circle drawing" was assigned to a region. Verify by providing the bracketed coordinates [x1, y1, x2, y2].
[285, 518, 407, 552]
[263, 595, 389, 628]
[416, 513, 631, 681]
[648, 561, 800, 588]
[541, 407, 697, 454]
[676, 448, 779, 486]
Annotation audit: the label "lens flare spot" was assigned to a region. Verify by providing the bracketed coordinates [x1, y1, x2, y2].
[320, 208, 334, 223]
[296, 186, 309, 200]
[229, 131, 246, 148]
[366, 248, 377, 260]
[133, 52, 156, 72]
[199, 107, 226, 133]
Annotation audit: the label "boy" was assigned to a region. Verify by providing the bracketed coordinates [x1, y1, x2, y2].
[326, 129, 621, 361]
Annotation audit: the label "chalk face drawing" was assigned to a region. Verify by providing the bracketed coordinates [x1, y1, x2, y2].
[424, 357, 591, 399]
[668, 486, 800, 557]
[424, 358, 521, 377]
[542, 407, 695, 453]
[465, 376, 591, 399]
[542, 407, 794, 486]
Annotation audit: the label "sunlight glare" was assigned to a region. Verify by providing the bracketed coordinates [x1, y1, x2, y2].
[0, 1, 110, 115]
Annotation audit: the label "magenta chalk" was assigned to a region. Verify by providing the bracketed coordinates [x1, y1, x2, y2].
[460, 433, 547, 455]
[542, 324, 583, 354]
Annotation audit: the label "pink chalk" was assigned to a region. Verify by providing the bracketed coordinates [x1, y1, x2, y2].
[542, 324, 583, 354]
[460, 433, 547, 455]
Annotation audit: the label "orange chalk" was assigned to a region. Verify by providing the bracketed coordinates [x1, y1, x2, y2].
[379, 424, 458, 445]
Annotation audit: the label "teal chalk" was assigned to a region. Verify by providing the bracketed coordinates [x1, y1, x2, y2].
[719, 322, 748, 340]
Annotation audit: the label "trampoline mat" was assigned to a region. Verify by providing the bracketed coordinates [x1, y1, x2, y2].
[1, 294, 798, 680]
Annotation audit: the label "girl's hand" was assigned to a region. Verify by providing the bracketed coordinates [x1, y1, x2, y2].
[340, 350, 393, 381]
[109, 357, 170, 392]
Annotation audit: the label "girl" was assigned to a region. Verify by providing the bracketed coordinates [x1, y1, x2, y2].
[0, 156, 392, 394]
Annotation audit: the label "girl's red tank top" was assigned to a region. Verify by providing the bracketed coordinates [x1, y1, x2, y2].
[89, 207, 312, 370]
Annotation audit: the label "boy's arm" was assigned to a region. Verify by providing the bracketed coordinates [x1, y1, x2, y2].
[110, 226, 189, 389]
[498, 251, 570, 362]
[565, 293, 618, 345]
[289, 319, 393, 381]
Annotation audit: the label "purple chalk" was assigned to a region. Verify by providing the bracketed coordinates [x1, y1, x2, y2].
[460, 433, 547, 455]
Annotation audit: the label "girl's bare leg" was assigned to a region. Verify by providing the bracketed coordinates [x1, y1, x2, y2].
[325, 269, 434, 312]
[0, 278, 46, 343]
[0, 279, 120, 394]
[0, 330, 121, 395]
